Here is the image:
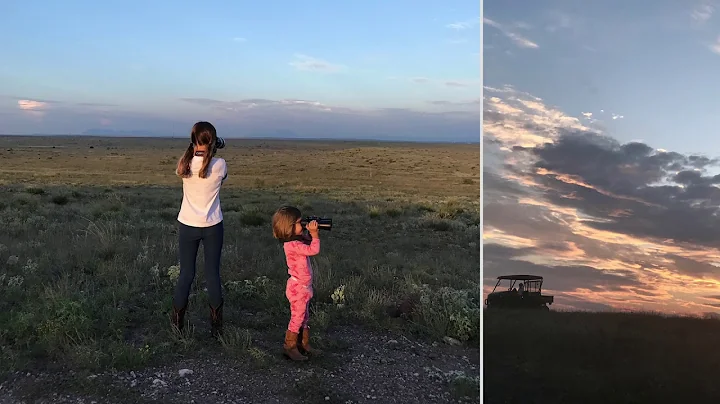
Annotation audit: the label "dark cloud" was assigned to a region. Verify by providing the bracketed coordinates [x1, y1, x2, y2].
[667, 255, 720, 277]
[484, 200, 574, 241]
[483, 243, 646, 294]
[483, 171, 528, 199]
[517, 131, 720, 247]
[483, 91, 720, 311]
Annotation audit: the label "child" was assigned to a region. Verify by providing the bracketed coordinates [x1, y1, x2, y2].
[272, 206, 321, 361]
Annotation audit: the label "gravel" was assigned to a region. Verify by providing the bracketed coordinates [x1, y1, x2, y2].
[0, 326, 479, 403]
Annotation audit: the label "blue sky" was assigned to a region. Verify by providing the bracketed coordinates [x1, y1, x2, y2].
[484, 0, 720, 314]
[484, 0, 720, 155]
[0, 0, 480, 140]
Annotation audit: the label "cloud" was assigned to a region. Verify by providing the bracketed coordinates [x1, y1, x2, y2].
[483, 85, 591, 148]
[544, 11, 574, 33]
[612, 113, 624, 120]
[484, 85, 720, 314]
[289, 54, 345, 72]
[232, 37, 247, 42]
[428, 99, 480, 107]
[2, 93, 479, 141]
[709, 36, 720, 54]
[396, 76, 479, 88]
[180, 97, 334, 112]
[692, 1, 716, 24]
[445, 81, 471, 88]
[483, 17, 539, 49]
[16, 99, 53, 117]
[17, 100, 47, 111]
[446, 19, 479, 30]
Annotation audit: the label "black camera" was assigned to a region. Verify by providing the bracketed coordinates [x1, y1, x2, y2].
[301, 216, 332, 231]
[215, 137, 226, 150]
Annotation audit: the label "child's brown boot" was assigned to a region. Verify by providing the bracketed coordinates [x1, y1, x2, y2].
[284, 330, 308, 361]
[298, 327, 322, 356]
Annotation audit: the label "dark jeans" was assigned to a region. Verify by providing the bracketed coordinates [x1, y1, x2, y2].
[173, 221, 224, 309]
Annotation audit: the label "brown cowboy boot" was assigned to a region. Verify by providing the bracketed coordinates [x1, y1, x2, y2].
[284, 330, 308, 361]
[210, 300, 224, 338]
[297, 327, 322, 356]
[171, 304, 187, 331]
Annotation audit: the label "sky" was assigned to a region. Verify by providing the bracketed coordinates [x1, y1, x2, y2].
[0, 0, 480, 141]
[483, 0, 720, 315]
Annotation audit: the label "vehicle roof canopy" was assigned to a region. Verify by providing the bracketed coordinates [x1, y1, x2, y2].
[497, 275, 543, 281]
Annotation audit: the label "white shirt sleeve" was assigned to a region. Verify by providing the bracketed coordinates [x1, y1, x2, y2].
[220, 159, 228, 183]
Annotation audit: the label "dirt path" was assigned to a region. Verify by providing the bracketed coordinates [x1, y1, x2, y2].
[0, 326, 479, 403]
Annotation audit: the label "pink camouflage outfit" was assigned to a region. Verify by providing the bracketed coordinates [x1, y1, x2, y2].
[284, 237, 320, 333]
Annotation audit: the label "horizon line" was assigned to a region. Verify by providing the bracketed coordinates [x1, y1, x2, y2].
[0, 133, 480, 145]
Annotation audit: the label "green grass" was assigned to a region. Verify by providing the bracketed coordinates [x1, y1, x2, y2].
[0, 136, 480, 374]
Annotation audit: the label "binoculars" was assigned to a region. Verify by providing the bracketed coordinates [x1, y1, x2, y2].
[215, 137, 226, 150]
[301, 216, 332, 231]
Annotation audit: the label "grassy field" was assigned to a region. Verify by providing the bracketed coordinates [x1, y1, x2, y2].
[484, 310, 720, 403]
[0, 136, 480, 400]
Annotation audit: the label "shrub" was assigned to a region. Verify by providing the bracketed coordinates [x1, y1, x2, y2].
[52, 195, 69, 205]
[240, 210, 267, 226]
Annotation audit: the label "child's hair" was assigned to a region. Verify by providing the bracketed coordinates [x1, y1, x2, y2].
[176, 121, 218, 179]
[272, 206, 302, 241]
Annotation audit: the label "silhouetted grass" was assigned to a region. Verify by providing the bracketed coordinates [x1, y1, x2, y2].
[484, 310, 720, 403]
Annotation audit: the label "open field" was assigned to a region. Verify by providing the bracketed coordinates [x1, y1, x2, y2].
[484, 310, 720, 404]
[0, 136, 480, 403]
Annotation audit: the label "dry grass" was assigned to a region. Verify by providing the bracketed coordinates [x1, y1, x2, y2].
[0, 135, 480, 373]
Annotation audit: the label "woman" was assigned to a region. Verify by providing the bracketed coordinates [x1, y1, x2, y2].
[171, 121, 228, 337]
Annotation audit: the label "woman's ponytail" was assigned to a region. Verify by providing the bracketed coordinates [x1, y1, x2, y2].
[198, 149, 213, 179]
[176, 143, 194, 178]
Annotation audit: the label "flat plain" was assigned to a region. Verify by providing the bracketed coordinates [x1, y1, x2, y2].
[0, 136, 480, 403]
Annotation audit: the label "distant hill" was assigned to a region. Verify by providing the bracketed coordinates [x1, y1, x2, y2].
[81, 129, 172, 138]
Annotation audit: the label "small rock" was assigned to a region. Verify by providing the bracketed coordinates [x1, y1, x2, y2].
[325, 397, 330, 401]
[130, 380, 137, 388]
[152, 378, 167, 387]
[443, 336, 461, 346]
[179, 369, 194, 378]
[413, 373, 419, 377]
[387, 339, 398, 344]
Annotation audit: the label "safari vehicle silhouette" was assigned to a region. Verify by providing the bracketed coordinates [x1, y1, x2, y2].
[485, 275, 554, 310]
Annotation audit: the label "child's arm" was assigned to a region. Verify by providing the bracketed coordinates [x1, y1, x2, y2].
[287, 237, 320, 257]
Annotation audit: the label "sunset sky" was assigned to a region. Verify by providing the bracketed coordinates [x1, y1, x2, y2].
[483, 0, 720, 314]
[0, 0, 479, 141]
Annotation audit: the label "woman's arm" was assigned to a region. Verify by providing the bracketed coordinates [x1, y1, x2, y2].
[218, 159, 228, 184]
